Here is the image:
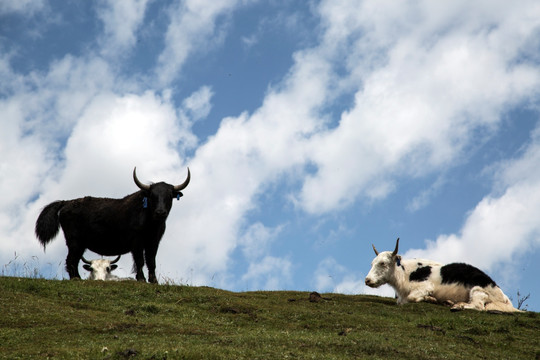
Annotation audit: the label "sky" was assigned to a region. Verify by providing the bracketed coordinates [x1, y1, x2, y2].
[1, 0, 540, 311]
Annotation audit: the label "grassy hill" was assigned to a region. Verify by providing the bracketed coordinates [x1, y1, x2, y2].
[0, 277, 538, 359]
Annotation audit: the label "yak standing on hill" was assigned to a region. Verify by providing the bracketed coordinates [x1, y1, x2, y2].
[35, 167, 190, 283]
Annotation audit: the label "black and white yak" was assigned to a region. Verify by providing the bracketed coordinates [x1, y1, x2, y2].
[365, 238, 521, 312]
[81, 255, 122, 281]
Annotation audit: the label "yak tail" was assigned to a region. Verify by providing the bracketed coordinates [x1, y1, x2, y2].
[35, 201, 65, 250]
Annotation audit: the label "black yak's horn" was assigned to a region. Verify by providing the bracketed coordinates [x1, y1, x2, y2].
[392, 237, 400, 256]
[174, 168, 191, 191]
[81, 256, 92, 265]
[110, 255, 121, 264]
[133, 167, 151, 191]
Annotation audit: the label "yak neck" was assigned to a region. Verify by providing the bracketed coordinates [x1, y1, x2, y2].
[387, 261, 411, 301]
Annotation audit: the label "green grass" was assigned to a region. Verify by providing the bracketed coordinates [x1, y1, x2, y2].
[0, 277, 538, 359]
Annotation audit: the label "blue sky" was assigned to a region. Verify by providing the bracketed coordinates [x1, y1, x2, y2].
[1, 0, 540, 311]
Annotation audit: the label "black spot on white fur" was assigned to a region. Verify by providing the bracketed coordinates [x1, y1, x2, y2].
[409, 266, 432, 282]
[440, 263, 496, 288]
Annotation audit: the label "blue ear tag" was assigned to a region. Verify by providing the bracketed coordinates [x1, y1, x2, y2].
[142, 197, 148, 208]
[396, 257, 401, 267]
[176, 193, 180, 201]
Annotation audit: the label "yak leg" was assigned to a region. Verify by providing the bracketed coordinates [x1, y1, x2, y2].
[132, 249, 146, 282]
[451, 287, 488, 311]
[405, 288, 437, 304]
[145, 246, 158, 284]
[65, 247, 85, 279]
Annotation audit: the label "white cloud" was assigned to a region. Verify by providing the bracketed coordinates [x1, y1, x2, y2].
[155, 0, 243, 86]
[57, 91, 190, 195]
[233, 223, 289, 289]
[97, 0, 151, 59]
[296, 0, 540, 214]
[313, 257, 395, 298]
[182, 85, 214, 122]
[239, 222, 283, 259]
[241, 256, 292, 290]
[405, 131, 540, 276]
[335, 275, 395, 299]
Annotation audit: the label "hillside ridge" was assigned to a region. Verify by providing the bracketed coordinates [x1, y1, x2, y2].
[0, 277, 538, 359]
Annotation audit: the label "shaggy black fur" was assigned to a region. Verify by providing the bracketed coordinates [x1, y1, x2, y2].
[440, 263, 497, 288]
[409, 266, 432, 282]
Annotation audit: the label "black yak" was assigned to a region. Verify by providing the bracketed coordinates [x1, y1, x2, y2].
[35, 167, 190, 283]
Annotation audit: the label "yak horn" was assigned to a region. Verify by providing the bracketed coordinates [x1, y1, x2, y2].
[392, 237, 400, 256]
[174, 167, 191, 191]
[110, 255, 121, 264]
[133, 167, 151, 191]
[81, 256, 92, 265]
[372, 244, 379, 256]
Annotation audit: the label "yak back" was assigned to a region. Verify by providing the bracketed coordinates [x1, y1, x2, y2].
[440, 263, 497, 288]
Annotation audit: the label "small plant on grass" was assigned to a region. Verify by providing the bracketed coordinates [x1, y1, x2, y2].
[516, 290, 530, 311]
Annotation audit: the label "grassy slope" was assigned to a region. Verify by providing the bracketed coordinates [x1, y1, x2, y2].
[0, 277, 538, 360]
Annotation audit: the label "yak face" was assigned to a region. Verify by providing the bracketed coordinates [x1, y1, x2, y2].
[82, 255, 120, 280]
[365, 237, 400, 288]
[365, 251, 398, 288]
[146, 182, 183, 219]
[133, 167, 190, 220]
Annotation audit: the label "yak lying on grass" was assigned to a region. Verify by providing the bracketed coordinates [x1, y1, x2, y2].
[35, 167, 190, 283]
[365, 238, 521, 312]
[82, 255, 121, 281]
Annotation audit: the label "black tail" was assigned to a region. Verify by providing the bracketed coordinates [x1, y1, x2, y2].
[35, 201, 65, 249]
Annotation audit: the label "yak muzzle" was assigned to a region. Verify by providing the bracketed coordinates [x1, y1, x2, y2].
[365, 277, 378, 288]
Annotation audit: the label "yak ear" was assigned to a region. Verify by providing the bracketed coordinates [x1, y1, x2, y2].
[110, 264, 118, 271]
[174, 192, 184, 200]
[83, 265, 92, 272]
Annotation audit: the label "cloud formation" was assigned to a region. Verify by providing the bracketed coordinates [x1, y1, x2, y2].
[405, 129, 540, 279]
[97, 0, 150, 59]
[156, 0, 241, 86]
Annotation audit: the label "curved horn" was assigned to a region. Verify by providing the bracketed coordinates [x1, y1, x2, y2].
[110, 255, 121, 264]
[372, 244, 379, 256]
[174, 167, 191, 191]
[392, 237, 400, 256]
[81, 256, 92, 265]
[133, 167, 150, 191]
